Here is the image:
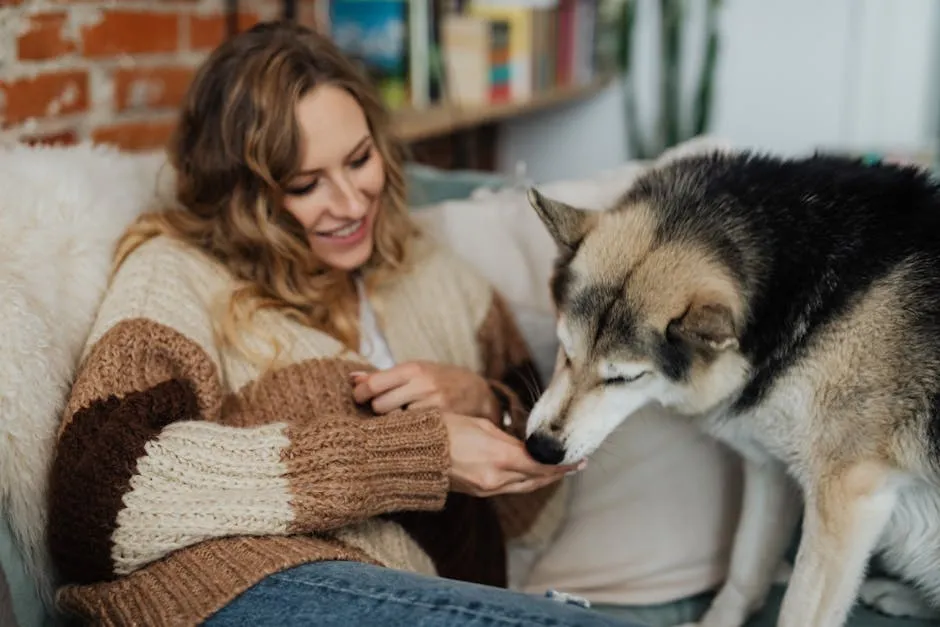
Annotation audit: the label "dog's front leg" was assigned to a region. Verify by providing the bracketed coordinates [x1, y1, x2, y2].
[776, 462, 897, 627]
[694, 457, 801, 627]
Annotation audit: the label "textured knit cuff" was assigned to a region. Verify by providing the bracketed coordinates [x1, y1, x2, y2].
[288, 407, 451, 531]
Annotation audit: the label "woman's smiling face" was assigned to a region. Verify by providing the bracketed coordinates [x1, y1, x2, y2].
[282, 83, 386, 271]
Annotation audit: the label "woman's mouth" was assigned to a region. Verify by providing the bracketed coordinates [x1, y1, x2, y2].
[314, 217, 369, 245]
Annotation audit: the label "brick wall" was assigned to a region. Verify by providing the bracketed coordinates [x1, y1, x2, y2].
[0, 1, 323, 151]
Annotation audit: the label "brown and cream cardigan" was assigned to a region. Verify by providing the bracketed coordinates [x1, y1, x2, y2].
[46, 234, 566, 626]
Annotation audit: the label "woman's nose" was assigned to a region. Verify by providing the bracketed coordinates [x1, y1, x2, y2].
[331, 177, 368, 218]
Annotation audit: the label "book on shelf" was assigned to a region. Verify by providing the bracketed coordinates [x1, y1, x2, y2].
[328, 1, 410, 109]
[320, 0, 620, 113]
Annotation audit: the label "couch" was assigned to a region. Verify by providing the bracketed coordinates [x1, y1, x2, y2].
[0, 140, 931, 627]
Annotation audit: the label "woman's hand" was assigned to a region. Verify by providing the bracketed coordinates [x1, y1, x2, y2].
[351, 361, 499, 420]
[440, 412, 583, 497]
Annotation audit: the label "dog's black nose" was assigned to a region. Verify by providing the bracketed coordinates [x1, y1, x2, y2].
[525, 433, 566, 465]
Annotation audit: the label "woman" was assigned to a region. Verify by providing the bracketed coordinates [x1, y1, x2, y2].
[45, 20, 641, 627]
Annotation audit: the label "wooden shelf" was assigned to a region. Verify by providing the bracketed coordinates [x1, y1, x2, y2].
[390, 74, 616, 143]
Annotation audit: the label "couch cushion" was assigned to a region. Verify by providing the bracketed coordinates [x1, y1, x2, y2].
[405, 163, 509, 207]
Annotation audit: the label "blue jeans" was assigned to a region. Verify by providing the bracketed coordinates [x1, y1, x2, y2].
[204, 560, 645, 626]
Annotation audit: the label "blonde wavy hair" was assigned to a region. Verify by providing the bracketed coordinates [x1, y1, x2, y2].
[114, 21, 420, 364]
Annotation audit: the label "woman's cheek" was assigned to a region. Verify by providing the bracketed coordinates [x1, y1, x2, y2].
[364, 156, 386, 195]
[282, 195, 327, 232]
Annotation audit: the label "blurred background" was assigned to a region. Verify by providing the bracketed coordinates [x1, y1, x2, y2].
[1, 0, 938, 183]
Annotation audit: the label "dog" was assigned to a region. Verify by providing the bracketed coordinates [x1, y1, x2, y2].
[522, 149, 940, 627]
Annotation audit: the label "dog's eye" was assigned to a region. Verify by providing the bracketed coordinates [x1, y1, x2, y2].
[603, 372, 647, 386]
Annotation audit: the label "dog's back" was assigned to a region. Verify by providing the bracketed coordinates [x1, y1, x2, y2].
[630, 153, 940, 468]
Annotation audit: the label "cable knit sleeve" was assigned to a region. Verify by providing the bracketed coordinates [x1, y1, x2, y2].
[47, 240, 449, 586]
[475, 290, 569, 546]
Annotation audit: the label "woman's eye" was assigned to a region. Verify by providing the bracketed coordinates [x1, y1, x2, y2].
[285, 180, 318, 196]
[350, 149, 372, 169]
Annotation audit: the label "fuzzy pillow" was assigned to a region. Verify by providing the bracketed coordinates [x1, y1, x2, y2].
[0, 142, 169, 626]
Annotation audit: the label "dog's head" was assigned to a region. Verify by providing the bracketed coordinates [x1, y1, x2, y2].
[524, 187, 752, 465]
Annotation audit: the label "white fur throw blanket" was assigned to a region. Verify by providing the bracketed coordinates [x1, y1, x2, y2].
[0, 143, 169, 609]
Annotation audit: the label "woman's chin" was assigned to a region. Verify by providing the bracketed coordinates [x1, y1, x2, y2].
[314, 235, 375, 272]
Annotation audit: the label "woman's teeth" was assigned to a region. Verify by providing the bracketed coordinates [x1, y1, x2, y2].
[324, 220, 362, 237]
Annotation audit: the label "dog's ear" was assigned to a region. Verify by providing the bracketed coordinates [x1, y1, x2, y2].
[527, 188, 591, 253]
[667, 302, 739, 353]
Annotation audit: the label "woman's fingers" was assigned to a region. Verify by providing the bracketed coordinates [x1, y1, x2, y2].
[404, 396, 444, 411]
[352, 365, 441, 413]
[476, 474, 568, 498]
[367, 382, 425, 414]
[442, 412, 587, 498]
[351, 366, 412, 403]
[471, 440, 583, 496]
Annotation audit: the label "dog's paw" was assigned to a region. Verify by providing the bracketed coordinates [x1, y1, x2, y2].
[858, 578, 940, 619]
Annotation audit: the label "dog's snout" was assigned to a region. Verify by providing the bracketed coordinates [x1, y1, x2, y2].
[525, 433, 566, 465]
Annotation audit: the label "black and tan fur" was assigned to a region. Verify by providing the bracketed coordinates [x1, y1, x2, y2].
[523, 149, 940, 627]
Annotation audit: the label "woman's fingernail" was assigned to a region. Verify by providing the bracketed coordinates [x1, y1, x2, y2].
[350, 371, 366, 380]
[577, 459, 588, 471]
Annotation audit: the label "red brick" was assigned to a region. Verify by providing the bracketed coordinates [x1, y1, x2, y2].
[189, 12, 260, 51]
[114, 66, 194, 112]
[81, 11, 179, 58]
[21, 129, 78, 147]
[92, 119, 177, 151]
[17, 13, 76, 61]
[0, 71, 88, 127]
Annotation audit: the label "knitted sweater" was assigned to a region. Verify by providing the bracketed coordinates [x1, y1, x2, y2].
[47, 234, 566, 626]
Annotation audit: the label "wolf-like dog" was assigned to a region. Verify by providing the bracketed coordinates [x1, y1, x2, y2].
[523, 150, 940, 627]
